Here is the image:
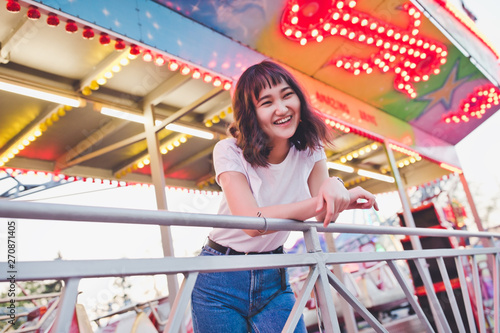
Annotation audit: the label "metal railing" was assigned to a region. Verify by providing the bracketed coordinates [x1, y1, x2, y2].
[0, 200, 499, 333]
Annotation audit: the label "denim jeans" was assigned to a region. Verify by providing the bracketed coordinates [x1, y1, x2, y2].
[191, 245, 307, 333]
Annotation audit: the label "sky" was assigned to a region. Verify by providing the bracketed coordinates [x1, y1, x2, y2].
[1, 0, 500, 325]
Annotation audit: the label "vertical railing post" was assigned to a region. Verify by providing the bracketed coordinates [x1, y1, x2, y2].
[324, 232, 358, 333]
[493, 252, 499, 333]
[303, 227, 342, 333]
[51, 278, 81, 333]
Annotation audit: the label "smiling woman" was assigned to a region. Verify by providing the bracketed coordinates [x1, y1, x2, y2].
[190, 60, 379, 333]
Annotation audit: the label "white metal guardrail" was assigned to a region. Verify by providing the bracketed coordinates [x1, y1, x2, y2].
[0, 200, 499, 333]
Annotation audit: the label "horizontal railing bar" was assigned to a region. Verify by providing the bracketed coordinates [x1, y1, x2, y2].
[0, 254, 317, 281]
[1, 200, 499, 239]
[1, 247, 498, 282]
[323, 247, 499, 264]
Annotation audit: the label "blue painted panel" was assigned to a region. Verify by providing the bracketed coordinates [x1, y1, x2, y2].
[32, 0, 265, 79]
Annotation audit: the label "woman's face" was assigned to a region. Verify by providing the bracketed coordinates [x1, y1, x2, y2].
[253, 81, 301, 146]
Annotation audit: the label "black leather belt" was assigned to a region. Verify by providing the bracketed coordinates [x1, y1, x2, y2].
[206, 238, 283, 255]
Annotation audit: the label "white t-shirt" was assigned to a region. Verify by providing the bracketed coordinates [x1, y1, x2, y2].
[209, 138, 326, 252]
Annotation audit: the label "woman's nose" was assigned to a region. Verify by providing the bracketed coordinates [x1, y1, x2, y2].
[276, 102, 288, 114]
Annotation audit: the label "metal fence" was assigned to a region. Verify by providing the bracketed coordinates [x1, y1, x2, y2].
[0, 200, 499, 333]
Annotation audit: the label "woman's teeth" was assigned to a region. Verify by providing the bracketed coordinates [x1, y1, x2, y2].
[274, 116, 292, 125]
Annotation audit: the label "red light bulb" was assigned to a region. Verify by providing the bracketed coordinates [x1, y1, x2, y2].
[99, 33, 111, 45]
[27, 6, 41, 20]
[114, 39, 126, 50]
[82, 26, 95, 40]
[47, 13, 60, 27]
[6, 0, 21, 13]
[65, 20, 78, 33]
[130, 44, 141, 56]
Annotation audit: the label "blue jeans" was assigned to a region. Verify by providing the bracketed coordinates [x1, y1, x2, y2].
[191, 245, 307, 333]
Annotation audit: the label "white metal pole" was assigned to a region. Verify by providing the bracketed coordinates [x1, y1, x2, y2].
[143, 103, 179, 311]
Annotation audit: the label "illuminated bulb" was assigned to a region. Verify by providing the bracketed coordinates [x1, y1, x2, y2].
[167, 144, 174, 151]
[143, 52, 153, 62]
[223, 81, 232, 90]
[213, 77, 222, 87]
[138, 162, 144, 168]
[143, 158, 150, 165]
[181, 66, 191, 75]
[34, 130, 42, 137]
[173, 140, 180, 147]
[192, 70, 201, 79]
[295, 31, 302, 38]
[155, 56, 166, 66]
[180, 136, 187, 143]
[203, 73, 213, 83]
[340, 157, 347, 163]
[112, 65, 121, 72]
[89, 80, 99, 90]
[300, 38, 307, 45]
[161, 148, 168, 154]
[97, 77, 107, 85]
[119, 58, 130, 66]
[291, 16, 298, 24]
[28, 135, 36, 141]
[285, 29, 293, 36]
[168, 61, 179, 71]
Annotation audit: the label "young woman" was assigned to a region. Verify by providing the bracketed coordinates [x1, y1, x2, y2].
[191, 60, 378, 332]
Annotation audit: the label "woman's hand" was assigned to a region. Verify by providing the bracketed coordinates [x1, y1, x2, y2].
[316, 177, 350, 227]
[347, 186, 379, 211]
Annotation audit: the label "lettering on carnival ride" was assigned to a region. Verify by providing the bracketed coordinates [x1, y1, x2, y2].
[359, 110, 377, 126]
[315, 92, 350, 114]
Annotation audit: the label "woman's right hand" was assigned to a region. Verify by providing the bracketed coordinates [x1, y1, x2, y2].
[315, 177, 350, 227]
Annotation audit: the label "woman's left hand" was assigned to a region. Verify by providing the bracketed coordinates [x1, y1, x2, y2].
[347, 186, 379, 211]
[316, 177, 350, 227]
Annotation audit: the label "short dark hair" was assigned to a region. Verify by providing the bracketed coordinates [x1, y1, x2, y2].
[228, 60, 333, 167]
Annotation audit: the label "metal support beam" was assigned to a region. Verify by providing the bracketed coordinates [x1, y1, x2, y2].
[0, 16, 31, 64]
[62, 87, 224, 169]
[55, 118, 128, 171]
[143, 103, 179, 312]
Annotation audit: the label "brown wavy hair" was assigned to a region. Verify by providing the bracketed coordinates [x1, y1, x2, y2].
[228, 60, 333, 167]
